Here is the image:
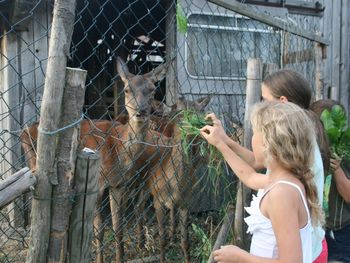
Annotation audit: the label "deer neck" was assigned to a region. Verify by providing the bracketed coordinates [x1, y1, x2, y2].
[126, 116, 150, 143]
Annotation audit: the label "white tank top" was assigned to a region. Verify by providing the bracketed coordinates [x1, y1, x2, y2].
[244, 180, 313, 262]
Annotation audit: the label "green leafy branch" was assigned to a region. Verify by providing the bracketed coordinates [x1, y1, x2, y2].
[179, 110, 224, 194]
[320, 105, 350, 161]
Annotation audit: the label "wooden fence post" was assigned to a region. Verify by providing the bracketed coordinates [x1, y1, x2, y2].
[26, 1, 77, 262]
[48, 67, 87, 262]
[234, 58, 262, 249]
[67, 151, 101, 263]
[207, 204, 235, 263]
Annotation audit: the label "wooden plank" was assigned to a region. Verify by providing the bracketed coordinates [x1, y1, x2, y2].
[208, 0, 329, 45]
[241, 0, 324, 16]
[165, 0, 178, 105]
[339, 0, 349, 114]
[321, 0, 332, 95]
[0, 29, 26, 227]
[283, 48, 314, 64]
[330, 0, 341, 101]
[0, 168, 35, 209]
[67, 151, 101, 263]
[0, 167, 30, 191]
[31, 1, 52, 122]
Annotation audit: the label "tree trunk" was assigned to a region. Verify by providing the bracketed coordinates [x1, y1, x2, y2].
[26, 1, 77, 262]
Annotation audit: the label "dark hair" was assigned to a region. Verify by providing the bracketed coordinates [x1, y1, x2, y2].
[309, 99, 345, 117]
[263, 69, 312, 109]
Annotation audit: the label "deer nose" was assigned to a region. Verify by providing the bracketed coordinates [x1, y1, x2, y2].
[136, 105, 149, 116]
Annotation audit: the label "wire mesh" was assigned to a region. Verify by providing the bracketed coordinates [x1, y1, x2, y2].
[0, 0, 323, 262]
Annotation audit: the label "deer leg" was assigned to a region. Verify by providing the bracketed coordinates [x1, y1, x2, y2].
[136, 188, 146, 250]
[94, 193, 105, 263]
[110, 187, 124, 263]
[179, 207, 190, 263]
[169, 204, 176, 242]
[155, 202, 166, 263]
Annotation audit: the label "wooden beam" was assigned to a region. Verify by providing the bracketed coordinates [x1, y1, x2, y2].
[208, 0, 329, 45]
[0, 167, 36, 209]
[240, 0, 324, 16]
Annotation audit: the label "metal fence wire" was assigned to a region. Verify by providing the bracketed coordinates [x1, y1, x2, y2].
[0, 0, 322, 262]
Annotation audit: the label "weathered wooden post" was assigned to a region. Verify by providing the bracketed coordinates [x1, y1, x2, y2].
[234, 58, 262, 249]
[47, 67, 87, 262]
[67, 151, 101, 263]
[26, 1, 77, 262]
[207, 205, 235, 263]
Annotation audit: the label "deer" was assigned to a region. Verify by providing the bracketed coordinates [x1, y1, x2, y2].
[146, 95, 211, 263]
[20, 57, 173, 263]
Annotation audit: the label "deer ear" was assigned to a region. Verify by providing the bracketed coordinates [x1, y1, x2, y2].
[196, 95, 211, 110]
[145, 61, 169, 83]
[116, 57, 133, 83]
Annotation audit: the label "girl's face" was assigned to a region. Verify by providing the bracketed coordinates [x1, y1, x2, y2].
[252, 132, 265, 166]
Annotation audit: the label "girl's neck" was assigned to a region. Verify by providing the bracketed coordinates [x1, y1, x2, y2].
[266, 161, 294, 182]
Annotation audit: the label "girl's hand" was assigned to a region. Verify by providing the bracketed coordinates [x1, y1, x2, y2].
[330, 158, 342, 172]
[213, 245, 245, 263]
[200, 113, 228, 147]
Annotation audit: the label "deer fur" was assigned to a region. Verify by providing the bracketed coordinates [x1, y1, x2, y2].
[20, 57, 172, 263]
[147, 96, 211, 263]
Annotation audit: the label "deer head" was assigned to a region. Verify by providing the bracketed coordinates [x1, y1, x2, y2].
[116, 57, 169, 126]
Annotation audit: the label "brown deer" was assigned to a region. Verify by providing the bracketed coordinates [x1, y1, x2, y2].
[147, 96, 211, 263]
[20, 57, 172, 263]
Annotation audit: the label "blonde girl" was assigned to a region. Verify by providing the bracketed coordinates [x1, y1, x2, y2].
[200, 101, 324, 263]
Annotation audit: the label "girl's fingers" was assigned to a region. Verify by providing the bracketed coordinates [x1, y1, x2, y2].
[205, 112, 217, 121]
[200, 125, 213, 134]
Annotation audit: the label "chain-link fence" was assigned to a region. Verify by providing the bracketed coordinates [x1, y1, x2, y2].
[0, 0, 325, 262]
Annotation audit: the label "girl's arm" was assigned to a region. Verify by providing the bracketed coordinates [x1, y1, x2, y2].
[204, 113, 264, 170]
[200, 119, 268, 190]
[331, 158, 350, 202]
[213, 185, 303, 263]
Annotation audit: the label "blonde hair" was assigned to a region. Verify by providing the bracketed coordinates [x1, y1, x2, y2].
[251, 101, 324, 226]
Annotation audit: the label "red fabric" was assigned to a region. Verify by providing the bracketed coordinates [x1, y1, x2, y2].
[313, 238, 328, 263]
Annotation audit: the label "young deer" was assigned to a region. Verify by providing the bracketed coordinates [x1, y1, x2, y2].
[20, 57, 171, 263]
[147, 96, 211, 263]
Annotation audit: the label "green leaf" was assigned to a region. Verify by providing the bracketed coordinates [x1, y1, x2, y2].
[320, 109, 334, 131]
[331, 105, 347, 131]
[176, 3, 188, 33]
[321, 105, 350, 162]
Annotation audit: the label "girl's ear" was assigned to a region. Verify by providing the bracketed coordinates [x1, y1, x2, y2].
[279, 96, 289, 103]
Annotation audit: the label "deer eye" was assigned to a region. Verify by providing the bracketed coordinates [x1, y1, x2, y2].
[124, 87, 130, 94]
